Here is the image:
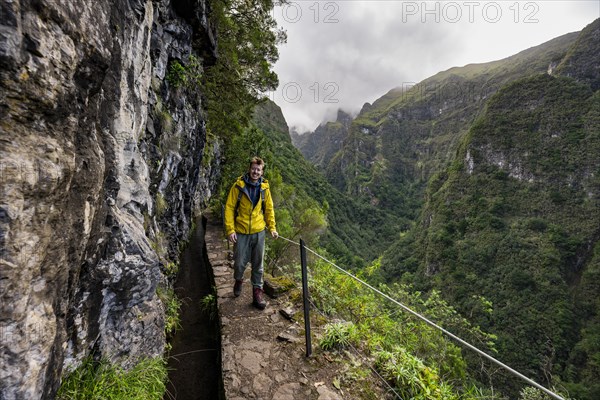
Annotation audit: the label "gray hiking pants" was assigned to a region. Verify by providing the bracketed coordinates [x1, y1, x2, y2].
[233, 230, 265, 289]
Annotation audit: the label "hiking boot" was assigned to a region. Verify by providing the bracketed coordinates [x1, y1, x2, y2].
[253, 287, 266, 310]
[233, 280, 243, 297]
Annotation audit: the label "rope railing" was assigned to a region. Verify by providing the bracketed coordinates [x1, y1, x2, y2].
[277, 235, 301, 246]
[275, 235, 565, 400]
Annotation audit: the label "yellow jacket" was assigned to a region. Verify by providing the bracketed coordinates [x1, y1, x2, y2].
[224, 176, 276, 236]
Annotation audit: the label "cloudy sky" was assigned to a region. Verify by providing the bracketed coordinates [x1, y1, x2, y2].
[268, 1, 599, 132]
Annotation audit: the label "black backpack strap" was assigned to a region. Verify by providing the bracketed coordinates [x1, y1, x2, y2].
[234, 187, 243, 219]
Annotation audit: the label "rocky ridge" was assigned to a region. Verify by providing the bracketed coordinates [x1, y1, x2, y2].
[291, 109, 353, 169]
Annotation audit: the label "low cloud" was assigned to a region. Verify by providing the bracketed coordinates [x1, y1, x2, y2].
[271, 1, 598, 133]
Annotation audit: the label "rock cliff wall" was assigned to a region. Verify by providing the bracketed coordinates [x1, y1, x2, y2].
[291, 109, 352, 170]
[0, 0, 219, 398]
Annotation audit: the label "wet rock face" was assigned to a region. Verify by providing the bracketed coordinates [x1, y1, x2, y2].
[0, 0, 218, 398]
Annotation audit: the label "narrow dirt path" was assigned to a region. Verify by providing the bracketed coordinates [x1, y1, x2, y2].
[165, 217, 224, 400]
[204, 213, 389, 400]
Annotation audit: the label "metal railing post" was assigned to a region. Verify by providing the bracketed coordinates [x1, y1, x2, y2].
[300, 239, 312, 357]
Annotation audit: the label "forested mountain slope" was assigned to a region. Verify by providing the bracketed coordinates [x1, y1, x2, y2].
[381, 18, 600, 399]
[299, 30, 580, 221]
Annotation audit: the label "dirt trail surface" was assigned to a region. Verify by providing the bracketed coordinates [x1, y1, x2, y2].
[204, 214, 389, 400]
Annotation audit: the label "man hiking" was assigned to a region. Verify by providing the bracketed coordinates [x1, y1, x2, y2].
[224, 157, 278, 310]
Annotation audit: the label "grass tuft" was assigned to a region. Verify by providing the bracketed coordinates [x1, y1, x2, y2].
[57, 357, 168, 400]
[319, 321, 358, 351]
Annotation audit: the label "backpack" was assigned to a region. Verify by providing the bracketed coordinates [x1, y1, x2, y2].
[234, 186, 266, 220]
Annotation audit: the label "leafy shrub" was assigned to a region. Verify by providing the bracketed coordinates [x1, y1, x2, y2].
[166, 56, 203, 90]
[374, 348, 458, 400]
[519, 386, 572, 400]
[308, 258, 495, 397]
[166, 60, 186, 88]
[526, 218, 548, 232]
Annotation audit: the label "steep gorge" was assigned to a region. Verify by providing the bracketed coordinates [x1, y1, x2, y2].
[294, 18, 600, 398]
[0, 0, 220, 398]
[297, 30, 580, 219]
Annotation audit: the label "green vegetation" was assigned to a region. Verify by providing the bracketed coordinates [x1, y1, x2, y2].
[308, 258, 498, 398]
[319, 322, 358, 351]
[203, 0, 285, 139]
[166, 60, 186, 88]
[374, 348, 458, 400]
[264, 274, 295, 290]
[519, 387, 573, 400]
[199, 293, 218, 321]
[163, 261, 178, 277]
[57, 357, 167, 400]
[156, 286, 182, 335]
[166, 55, 203, 90]
[381, 73, 599, 398]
